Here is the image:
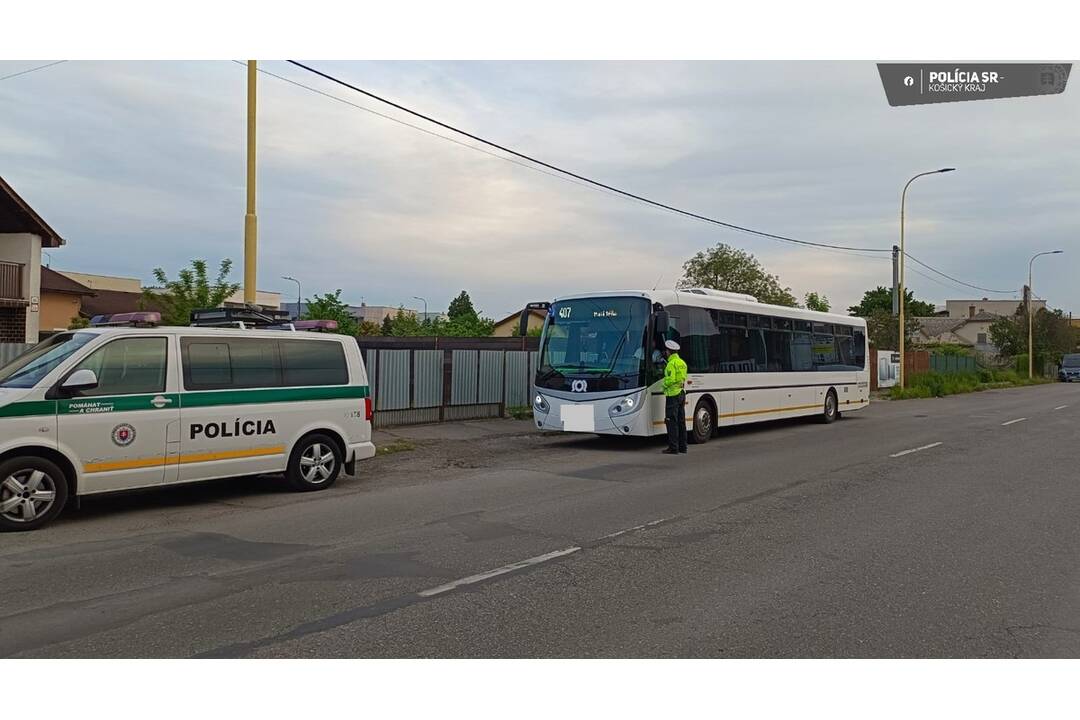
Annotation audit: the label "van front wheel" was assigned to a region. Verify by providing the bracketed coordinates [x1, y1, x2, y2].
[287, 434, 342, 491]
[0, 456, 68, 532]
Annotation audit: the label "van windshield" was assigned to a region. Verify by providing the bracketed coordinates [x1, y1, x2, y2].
[0, 333, 97, 389]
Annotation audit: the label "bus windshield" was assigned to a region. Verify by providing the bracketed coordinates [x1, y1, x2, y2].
[0, 332, 97, 389]
[537, 296, 651, 392]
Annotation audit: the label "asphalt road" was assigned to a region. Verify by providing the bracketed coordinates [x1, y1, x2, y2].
[2, 383, 1079, 658]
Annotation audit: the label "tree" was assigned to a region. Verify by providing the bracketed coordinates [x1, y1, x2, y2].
[148, 258, 241, 326]
[804, 292, 831, 312]
[865, 308, 921, 349]
[357, 320, 382, 336]
[990, 305, 1075, 362]
[447, 291, 478, 323]
[302, 289, 359, 336]
[68, 316, 90, 330]
[386, 306, 424, 336]
[679, 243, 798, 307]
[848, 286, 935, 318]
[435, 290, 495, 336]
[380, 314, 394, 335]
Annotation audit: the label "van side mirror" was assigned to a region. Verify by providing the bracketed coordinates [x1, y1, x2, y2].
[61, 369, 99, 394]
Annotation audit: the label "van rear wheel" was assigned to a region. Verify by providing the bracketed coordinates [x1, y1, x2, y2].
[287, 434, 342, 491]
[0, 456, 68, 532]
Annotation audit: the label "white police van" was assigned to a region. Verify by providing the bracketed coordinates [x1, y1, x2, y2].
[0, 310, 375, 531]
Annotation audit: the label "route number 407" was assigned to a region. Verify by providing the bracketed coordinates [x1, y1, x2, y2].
[558, 307, 572, 319]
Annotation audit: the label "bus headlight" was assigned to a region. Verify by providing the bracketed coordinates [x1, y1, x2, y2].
[609, 394, 640, 417]
[533, 393, 550, 414]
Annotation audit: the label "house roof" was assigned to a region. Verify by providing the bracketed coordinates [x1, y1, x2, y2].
[40, 267, 94, 297]
[81, 289, 163, 318]
[495, 308, 547, 326]
[969, 310, 999, 322]
[0, 175, 65, 247]
[915, 317, 965, 337]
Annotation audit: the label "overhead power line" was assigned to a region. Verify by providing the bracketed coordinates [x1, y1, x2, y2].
[0, 60, 67, 82]
[258, 60, 1018, 294]
[285, 60, 892, 255]
[905, 253, 1015, 294]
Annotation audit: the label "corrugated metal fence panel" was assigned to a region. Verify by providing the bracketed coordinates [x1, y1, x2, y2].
[929, 354, 976, 374]
[450, 350, 478, 405]
[477, 350, 504, 404]
[376, 350, 411, 410]
[364, 349, 377, 401]
[413, 350, 443, 408]
[504, 351, 530, 408]
[0, 343, 31, 365]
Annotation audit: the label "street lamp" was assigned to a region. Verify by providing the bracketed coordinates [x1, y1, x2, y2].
[413, 296, 427, 322]
[898, 167, 955, 389]
[1028, 250, 1063, 379]
[282, 275, 301, 320]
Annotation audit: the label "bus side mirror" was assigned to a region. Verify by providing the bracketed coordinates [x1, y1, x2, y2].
[518, 310, 530, 338]
[654, 311, 670, 334]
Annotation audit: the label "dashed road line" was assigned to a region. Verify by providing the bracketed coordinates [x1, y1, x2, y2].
[1054, 405, 1068, 411]
[595, 517, 670, 541]
[889, 442, 943, 458]
[418, 547, 581, 597]
[1001, 417, 1027, 426]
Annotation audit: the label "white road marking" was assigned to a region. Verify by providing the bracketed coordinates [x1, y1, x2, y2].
[596, 517, 670, 541]
[889, 442, 943, 458]
[1054, 405, 1068, 411]
[1001, 417, 1027, 426]
[417, 547, 581, 597]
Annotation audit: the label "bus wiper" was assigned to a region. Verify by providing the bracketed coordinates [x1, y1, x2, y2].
[597, 333, 629, 378]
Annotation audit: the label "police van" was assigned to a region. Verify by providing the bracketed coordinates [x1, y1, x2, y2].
[0, 310, 375, 531]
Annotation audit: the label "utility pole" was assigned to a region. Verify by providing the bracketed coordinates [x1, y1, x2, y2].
[244, 60, 258, 306]
[1027, 250, 1064, 378]
[891, 245, 900, 316]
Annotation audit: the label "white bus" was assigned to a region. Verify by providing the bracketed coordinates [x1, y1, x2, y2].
[529, 288, 869, 442]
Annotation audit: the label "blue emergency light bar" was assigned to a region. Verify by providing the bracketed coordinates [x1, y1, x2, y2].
[90, 312, 162, 327]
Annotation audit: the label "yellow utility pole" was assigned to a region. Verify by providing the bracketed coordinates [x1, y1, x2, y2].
[244, 60, 258, 306]
[897, 168, 955, 389]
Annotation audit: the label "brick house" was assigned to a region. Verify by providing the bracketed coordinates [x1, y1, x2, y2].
[0, 176, 65, 343]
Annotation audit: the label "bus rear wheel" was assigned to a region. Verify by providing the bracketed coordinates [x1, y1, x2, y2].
[690, 398, 715, 444]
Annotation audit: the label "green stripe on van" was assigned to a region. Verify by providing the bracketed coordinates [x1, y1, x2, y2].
[180, 385, 369, 408]
[0, 386, 369, 419]
[0, 400, 57, 418]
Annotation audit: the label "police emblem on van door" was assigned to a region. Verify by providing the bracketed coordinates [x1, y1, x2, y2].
[111, 424, 137, 447]
[571, 379, 588, 393]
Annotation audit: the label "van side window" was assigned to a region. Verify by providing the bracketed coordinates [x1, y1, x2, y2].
[71, 337, 167, 396]
[280, 339, 348, 386]
[182, 338, 284, 390]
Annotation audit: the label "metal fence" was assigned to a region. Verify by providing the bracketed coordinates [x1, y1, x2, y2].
[357, 337, 541, 428]
[929, 354, 977, 374]
[0, 342, 31, 366]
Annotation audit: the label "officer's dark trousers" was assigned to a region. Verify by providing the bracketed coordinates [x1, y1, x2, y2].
[665, 392, 687, 452]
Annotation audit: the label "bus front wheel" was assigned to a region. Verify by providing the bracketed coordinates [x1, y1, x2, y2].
[820, 389, 839, 424]
[690, 398, 715, 444]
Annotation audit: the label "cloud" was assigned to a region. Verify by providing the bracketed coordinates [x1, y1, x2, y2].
[0, 60, 1076, 316]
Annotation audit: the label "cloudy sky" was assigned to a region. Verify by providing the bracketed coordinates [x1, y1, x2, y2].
[1, 60, 1076, 318]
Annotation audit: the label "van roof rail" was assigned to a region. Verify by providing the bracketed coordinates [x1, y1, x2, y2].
[190, 307, 292, 328]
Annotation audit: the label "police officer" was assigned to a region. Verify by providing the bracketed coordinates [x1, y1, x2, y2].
[662, 339, 688, 454]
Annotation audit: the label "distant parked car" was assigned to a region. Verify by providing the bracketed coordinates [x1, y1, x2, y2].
[1059, 354, 1080, 382]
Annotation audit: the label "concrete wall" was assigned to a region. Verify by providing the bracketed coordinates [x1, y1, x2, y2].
[39, 292, 82, 334]
[0, 232, 42, 342]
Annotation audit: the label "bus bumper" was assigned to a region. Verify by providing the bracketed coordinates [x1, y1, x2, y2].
[532, 390, 652, 436]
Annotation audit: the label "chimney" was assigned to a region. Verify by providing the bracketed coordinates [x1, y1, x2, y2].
[969, 305, 975, 319]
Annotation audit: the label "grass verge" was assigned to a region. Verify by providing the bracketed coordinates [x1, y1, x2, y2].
[890, 370, 1054, 400]
[376, 438, 418, 456]
[506, 406, 534, 420]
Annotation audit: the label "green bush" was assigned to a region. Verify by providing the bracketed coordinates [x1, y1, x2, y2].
[889, 367, 1050, 400]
